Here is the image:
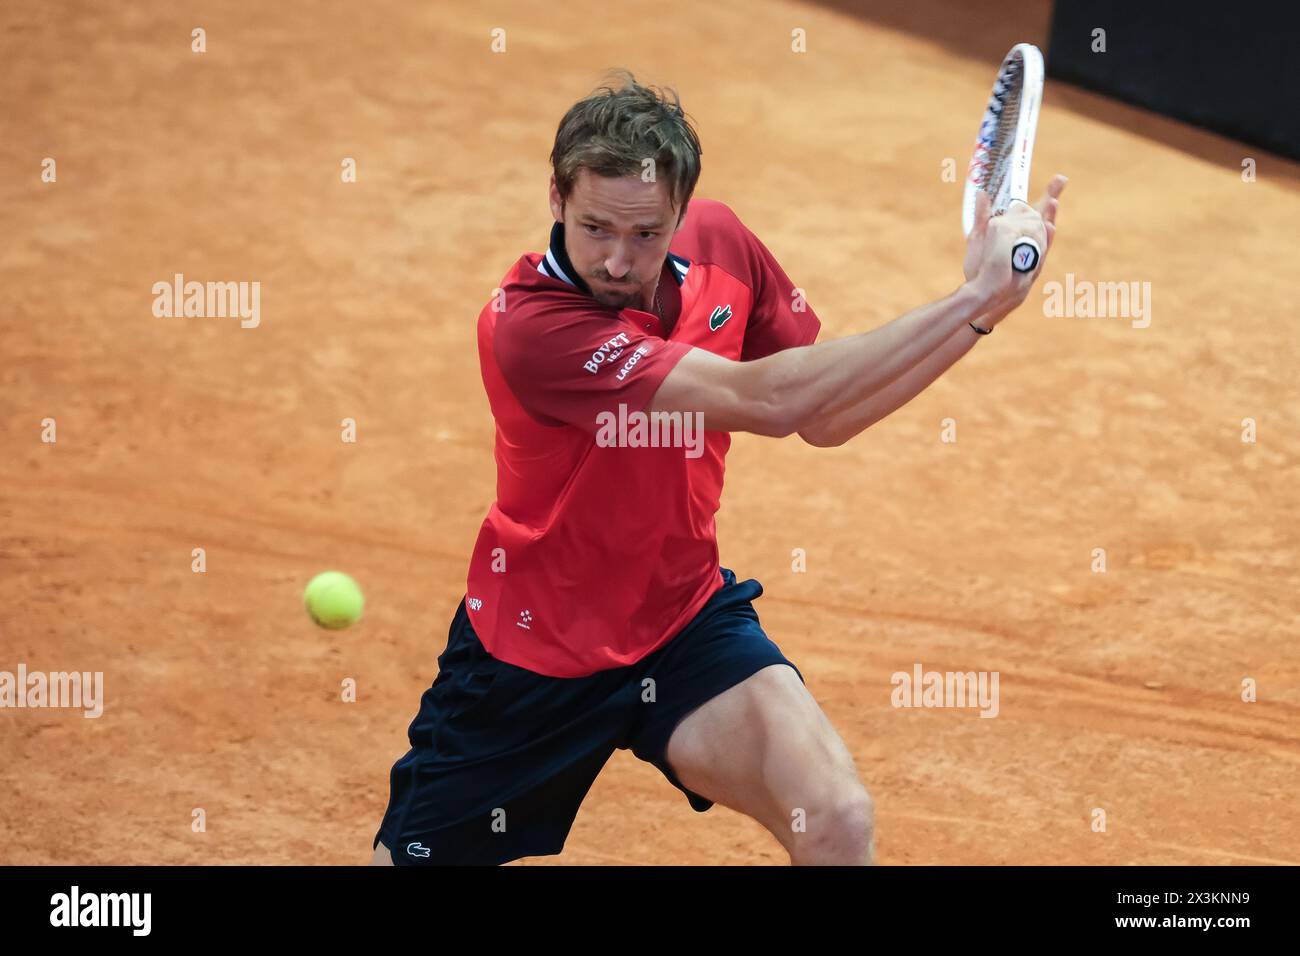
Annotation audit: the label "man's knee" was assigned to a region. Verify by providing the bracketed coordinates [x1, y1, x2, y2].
[791, 788, 875, 865]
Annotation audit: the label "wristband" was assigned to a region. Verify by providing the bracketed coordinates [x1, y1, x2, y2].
[969, 322, 991, 335]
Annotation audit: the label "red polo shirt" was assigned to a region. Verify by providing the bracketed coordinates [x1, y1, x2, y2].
[466, 198, 820, 677]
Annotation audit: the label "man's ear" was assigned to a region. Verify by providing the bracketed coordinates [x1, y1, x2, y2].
[674, 201, 689, 233]
[548, 175, 565, 223]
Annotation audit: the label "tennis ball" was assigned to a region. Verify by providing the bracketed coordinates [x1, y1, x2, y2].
[303, 571, 365, 629]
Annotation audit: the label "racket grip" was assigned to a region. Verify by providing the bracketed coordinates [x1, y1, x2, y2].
[1011, 238, 1041, 274]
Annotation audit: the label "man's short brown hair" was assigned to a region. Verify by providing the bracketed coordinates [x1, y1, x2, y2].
[550, 69, 703, 221]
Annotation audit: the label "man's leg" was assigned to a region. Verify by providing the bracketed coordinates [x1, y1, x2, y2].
[369, 592, 641, 865]
[663, 663, 874, 865]
[369, 842, 394, 865]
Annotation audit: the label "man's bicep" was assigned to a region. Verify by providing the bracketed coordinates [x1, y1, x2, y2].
[647, 347, 787, 437]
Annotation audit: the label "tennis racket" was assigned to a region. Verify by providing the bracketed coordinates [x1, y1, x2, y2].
[962, 42, 1045, 274]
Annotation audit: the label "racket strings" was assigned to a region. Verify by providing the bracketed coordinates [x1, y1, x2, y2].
[976, 56, 1024, 208]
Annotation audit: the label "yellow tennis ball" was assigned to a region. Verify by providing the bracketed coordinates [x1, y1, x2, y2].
[303, 571, 364, 629]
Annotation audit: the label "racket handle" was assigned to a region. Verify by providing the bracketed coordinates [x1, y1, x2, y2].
[1011, 238, 1041, 274]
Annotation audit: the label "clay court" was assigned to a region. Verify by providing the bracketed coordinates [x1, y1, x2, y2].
[3, 0, 1297, 865]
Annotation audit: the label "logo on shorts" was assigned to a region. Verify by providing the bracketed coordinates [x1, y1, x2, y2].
[708, 304, 733, 331]
[467, 597, 483, 611]
[406, 842, 431, 858]
[516, 609, 533, 629]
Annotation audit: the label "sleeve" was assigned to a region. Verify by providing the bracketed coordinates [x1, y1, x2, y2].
[494, 305, 693, 435]
[740, 223, 822, 361]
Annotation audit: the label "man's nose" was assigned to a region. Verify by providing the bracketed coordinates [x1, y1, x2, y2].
[605, 244, 634, 280]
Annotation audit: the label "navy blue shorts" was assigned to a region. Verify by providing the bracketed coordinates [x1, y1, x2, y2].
[374, 566, 803, 865]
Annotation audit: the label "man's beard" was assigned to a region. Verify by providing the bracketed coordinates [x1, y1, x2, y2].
[591, 279, 641, 310]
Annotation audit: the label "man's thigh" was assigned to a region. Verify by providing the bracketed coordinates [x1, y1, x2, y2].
[664, 663, 870, 857]
[623, 568, 807, 814]
[374, 600, 630, 865]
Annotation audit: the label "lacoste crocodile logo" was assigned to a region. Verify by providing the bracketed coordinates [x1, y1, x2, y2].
[708, 304, 733, 331]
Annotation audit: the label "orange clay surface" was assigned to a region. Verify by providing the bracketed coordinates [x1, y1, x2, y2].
[3, 0, 1297, 864]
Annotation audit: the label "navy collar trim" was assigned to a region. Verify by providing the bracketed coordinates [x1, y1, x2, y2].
[538, 221, 691, 293]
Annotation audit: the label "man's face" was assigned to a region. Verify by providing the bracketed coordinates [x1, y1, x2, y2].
[549, 169, 684, 311]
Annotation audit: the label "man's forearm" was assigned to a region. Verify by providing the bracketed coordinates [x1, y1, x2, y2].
[796, 320, 981, 446]
[752, 282, 988, 435]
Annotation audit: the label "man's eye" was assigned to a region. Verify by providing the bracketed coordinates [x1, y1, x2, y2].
[639, 232, 658, 240]
[583, 224, 603, 236]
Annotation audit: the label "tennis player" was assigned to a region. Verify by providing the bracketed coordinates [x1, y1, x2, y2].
[371, 70, 1065, 865]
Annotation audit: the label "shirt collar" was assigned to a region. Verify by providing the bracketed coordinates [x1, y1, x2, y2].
[538, 220, 691, 295]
